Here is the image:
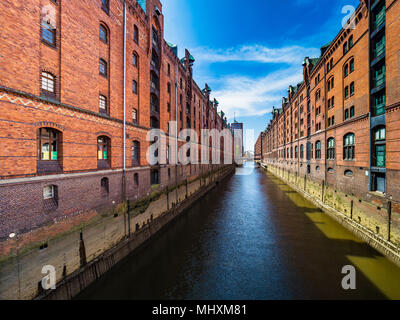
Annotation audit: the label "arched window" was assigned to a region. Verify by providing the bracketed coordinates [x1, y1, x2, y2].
[350, 59, 354, 73]
[372, 126, 386, 167]
[295, 146, 298, 159]
[134, 25, 139, 44]
[97, 136, 111, 169]
[99, 95, 107, 114]
[132, 52, 138, 67]
[38, 128, 60, 161]
[344, 64, 349, 77]
[315, 141, 321, 159]
[349, 35, 353, 48]
[132, 141, 140, 166]
[300, 144, 304, 159]
[37, 128, 62, 173]
[132, 80, 138, 94]
[344, 170, 353, 177]
[327, 138, 335, 160]
[41, 72, 56, 98]
[100, 24, 108, 43]
[343, 133, 355, 160]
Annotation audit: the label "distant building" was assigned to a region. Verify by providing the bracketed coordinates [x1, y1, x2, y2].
[231, 120, 244, 156]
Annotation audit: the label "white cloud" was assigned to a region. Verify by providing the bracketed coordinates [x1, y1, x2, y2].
[211, 67, 304, 119]
[192, 44, 319, 65]
[190, 44, 320, 120]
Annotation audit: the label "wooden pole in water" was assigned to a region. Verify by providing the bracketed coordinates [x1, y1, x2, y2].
[388, 201, 392, 242]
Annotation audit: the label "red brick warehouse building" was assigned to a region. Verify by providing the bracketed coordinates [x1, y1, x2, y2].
[0, 0, 233, 239]
[256, 1, 400, 217]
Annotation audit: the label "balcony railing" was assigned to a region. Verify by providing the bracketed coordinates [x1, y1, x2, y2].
[374, 102, 386, 116]
[374, 72, 385, 87]
[150, 59, 159, 69]
[374, 8, 385, 30]
[151, 103, 159, 114]
[150, 81, 159, 91]
[373, 44, 385, 59]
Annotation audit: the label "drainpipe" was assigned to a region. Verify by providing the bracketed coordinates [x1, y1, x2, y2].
[123, 0, 127, 179]
[175, 63, 179, 202]
[122, 0, 129, 235]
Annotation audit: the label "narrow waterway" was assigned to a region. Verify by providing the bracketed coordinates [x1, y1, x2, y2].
[77, 163, 400, 300]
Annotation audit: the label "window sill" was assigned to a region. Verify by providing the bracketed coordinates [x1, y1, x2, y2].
[369, 191, 386, 198]
[41, 40, 57, 50]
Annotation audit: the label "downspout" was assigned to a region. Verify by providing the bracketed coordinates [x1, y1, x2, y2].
[122, 0, 129, 235]
[123, 0, 127, 178]
[175, 63, 179, 201]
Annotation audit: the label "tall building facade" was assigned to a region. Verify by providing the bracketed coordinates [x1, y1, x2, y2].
[256, 0, 400, 211]
[0, 0, 231, 239]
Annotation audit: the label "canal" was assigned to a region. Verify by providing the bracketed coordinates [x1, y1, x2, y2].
[77, 163, 400, 300]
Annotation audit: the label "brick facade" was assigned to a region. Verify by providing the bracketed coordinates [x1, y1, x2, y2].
[0, 0, 232, 239]
[256, 0, 400, 211]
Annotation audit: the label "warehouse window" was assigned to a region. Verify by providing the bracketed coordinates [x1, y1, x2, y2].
[300, 144, 304, 159]
[41, 72, 56, 98]
[100, 24, 108, 43]
[43, 185, 56, 200]
[350, 82, 355, 96]
[345, 170, 353, 177]
[349, 35, 353, 48]
[38, 128, 60, 161]
[97, 136, 111, 169]
[327, 138, 335, 160]
[134, 173, 139, 187]
[133, 80, 138, 94]
[99, 59, 107, 77]
[132, 108, 138, 123]
[43, 185, 58, 211]
[42, 20, 56, 46]
[132, 52, 138, 67]
[37, 128, 62, 174]
[315, 141, 321, 159]
[372, 126, 386, 167]
[99, 95, 108, 114]
[132, 141, 140, 167]
[151, 169, 159, 185]
[101, 178, 109, 196]
[350, 59, 354, 73]
[134, 25, 139, 44]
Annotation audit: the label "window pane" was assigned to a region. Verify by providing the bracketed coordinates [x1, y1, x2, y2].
[43, 186, 54, 199]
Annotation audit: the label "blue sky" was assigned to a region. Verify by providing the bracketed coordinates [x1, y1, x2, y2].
[162, 0, 359, 151]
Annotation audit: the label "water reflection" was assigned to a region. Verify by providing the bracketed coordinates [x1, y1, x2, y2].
[77, 163, 400, 300]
